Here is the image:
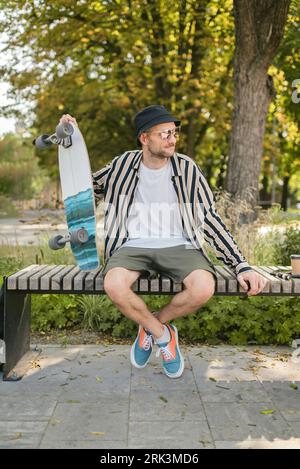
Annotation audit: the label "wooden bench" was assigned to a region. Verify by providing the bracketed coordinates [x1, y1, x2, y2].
[1, 264, 299, 381]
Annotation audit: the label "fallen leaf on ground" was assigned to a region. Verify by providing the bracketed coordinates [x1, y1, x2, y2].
[89, 431, 106, 436]
[159, 395, 168, 403]
[10, 432, 22, 440]
[50, 419, 61, 425]
[260, 409, 276, 415]
[30, 360, 41, 369]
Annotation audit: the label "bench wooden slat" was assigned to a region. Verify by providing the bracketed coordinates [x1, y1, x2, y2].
[63, 265, 80, 291]
[18, 265, 49, 290]
[264, 266, 289, 293]
[29, 265, 57, 290]
[40, 265, 67, 290]
[265, 266, 292, 294]
[132, 279, 139, 292]
[150, 277, 160, 293]
[94, 269, 104, 291]
[139, 277, 149, 293]
[173, 281, 182, 293]
[213, 266, 231, 293]
[85, 268, 103, 291]
[7, 264, 40, 290]
[221, 265, 239, 292]
[293, 278, 300, 294]
[254, 266, 282, 293]
[266, 265, 297, 294]
[161, 276, 172, 293]
[215, 265, 238, 292]
[51, 265, 77, 290]
[73, 270, 89, 290]
[62, 266, 81, 290]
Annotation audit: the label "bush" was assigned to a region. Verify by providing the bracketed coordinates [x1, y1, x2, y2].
[78, 295, 137, 337]
[175, 295, 300, 345]
[273, 226, 300, 265]
[31, 294, 81, 331]
[0, 134, 48, 201]
[0, 195, 19, 218]
[76, 294, 300, 345]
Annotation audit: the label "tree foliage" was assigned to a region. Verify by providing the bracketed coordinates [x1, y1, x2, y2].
[0, 0, 235, 173]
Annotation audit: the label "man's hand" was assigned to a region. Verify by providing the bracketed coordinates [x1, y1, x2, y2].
[237, 270, 267, 296]
[59, 114, 78, 127]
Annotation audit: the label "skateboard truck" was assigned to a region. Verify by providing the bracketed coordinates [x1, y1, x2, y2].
[33, 123, 74, 149]
[49, 228, 89, 250]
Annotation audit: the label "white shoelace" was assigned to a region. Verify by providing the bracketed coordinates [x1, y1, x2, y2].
[156, 346, 173, 361]
[142, 333, 153, 351]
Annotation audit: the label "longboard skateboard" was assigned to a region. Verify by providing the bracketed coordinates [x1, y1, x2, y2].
[34, 122, 99, 271]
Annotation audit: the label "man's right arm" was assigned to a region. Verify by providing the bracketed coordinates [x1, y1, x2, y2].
[92, 163, 114, 200]
[59, 114, 115, 201]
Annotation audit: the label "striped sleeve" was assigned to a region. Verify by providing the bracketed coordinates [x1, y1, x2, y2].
[197, 168, 252, 276]
[92, 155, 120, 201]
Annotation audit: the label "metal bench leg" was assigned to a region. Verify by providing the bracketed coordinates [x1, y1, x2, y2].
[2, 279, 31, 381]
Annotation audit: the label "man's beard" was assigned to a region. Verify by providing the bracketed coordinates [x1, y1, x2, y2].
[148, 144, 175, 159]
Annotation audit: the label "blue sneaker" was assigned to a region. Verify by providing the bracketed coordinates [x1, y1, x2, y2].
[155, 323, 184, 378]
[130, 326, 153, 368]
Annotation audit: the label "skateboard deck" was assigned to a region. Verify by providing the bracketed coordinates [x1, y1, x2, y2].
[58, 124, 99, 271]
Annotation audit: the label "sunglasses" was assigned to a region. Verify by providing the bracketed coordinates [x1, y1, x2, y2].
[147, 127, 181, 140]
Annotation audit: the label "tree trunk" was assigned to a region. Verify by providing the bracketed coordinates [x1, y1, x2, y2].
[260, 173, 269, 204]
[281, 175, 290, 211]
[225, 0, 290, 213]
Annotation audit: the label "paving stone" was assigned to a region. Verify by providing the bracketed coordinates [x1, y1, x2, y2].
[194, 380, 272, 403]
[130, 389, 207, 421]
[203, 402, 294, 441]
[0, 392, 56, 420]
[131, 358, 196, 391]
[0, 421, 47, 449]
[188, 347, 257, 383]
[262, 381, 300, 421]
[41, 400, 129, 443]
[128, 420, 213, 449]
[287, 420, 300, 436]
[215, 438, 300, 449]
[39, 440, 128, 449]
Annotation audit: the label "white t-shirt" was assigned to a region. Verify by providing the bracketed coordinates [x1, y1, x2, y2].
[123, 160, 192, 248]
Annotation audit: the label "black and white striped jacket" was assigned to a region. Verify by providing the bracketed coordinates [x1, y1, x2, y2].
[92, 150, 252, 277]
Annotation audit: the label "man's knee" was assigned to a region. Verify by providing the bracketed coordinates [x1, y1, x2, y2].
[103, 267, 139, 301]
[183, 270, 215, 306]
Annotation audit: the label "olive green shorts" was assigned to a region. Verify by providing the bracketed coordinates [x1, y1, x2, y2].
[102, 244, 217, 285]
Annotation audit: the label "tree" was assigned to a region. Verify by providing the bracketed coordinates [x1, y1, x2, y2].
[225, 0, 291, 215]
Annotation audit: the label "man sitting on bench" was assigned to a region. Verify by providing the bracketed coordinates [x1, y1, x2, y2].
[60, 106, 266, 379]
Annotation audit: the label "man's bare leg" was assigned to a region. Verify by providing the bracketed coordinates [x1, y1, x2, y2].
[157, 269, 215, 324]
[104, 267, 164, 339]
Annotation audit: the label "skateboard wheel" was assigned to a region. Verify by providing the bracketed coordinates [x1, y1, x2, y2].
[34, 134, 52, 149]
[70, 228, 89, 245]
[56, 122, 74, 139]
[48, 234, 65, 250]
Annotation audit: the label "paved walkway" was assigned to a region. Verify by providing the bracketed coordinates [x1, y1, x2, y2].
[1, 344, 300, 449]
[0, 208, 106, 246]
